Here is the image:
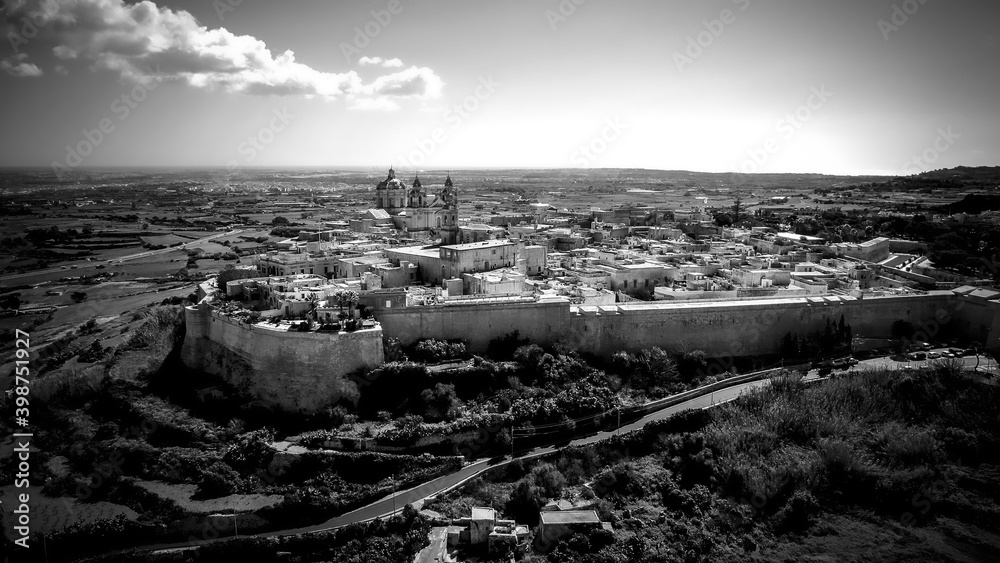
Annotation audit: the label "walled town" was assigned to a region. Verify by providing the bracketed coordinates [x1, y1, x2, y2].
[184, 168, 1000, 413]
[2, 166, 999, 562]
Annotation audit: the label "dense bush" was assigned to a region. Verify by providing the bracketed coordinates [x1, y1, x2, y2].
[410, 338, 468, 363]
[223, 429, 276, 472]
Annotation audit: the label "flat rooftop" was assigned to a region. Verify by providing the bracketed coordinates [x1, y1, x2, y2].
[385, 245, 441, 259]
[539, 510, 600, 525]
[776, 232, 825, 243]
[442, 239, 516, 251]
[471, 507, 496, 521]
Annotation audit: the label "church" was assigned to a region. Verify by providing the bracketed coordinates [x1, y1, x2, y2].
[374, 167, 459, 245]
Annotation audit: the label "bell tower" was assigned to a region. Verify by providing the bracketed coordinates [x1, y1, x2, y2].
[439, 174, 459, 245]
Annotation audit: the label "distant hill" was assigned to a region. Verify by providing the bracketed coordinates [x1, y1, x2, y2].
[934, 193, 1000, 214]
[911, 165, 1000, 183]
[843, 166, 1000, 193]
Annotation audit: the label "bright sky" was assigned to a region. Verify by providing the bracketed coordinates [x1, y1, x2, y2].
[1, 0, 997, 175]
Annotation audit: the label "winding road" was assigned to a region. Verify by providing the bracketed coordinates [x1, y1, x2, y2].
[82, 352, 998, 560]
[97, 376, 772, 560]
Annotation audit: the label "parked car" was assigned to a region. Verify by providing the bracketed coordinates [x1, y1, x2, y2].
[908, 352, 927, 361]
[927, 352, 941, 359]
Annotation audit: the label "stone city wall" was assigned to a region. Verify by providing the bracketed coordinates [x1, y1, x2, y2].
[377, 292, 991, 359]
[182, 304, 384, 413]
[563, 292, 974, 358]
[182, 291, 996, 412]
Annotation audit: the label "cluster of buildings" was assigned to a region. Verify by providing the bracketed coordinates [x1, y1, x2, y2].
[185, 169, 1000, 411]
[239, 169, 991, 317]
[439, 505, 610, 556]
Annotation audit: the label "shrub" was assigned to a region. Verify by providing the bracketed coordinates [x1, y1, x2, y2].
[197, 461, 244, 498]
[224, 429, 276, 473]
[872, 422, 941, 467]
[773, 489, 820, 534]
[938, 426, 981, 462]
[411, 339, 467, 363]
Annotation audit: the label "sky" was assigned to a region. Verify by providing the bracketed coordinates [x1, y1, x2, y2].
[1, 0, 998, 175]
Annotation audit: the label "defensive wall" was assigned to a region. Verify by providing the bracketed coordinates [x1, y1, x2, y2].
[377, 291, 998, 359]
[182, 304, 384, 412]
[565, 292, 987, 359]
[377, 297, 571, 351]
[181, 289, 998, 413]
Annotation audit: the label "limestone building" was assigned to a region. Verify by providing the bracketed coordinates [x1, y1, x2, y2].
[374, 167, 459, 244]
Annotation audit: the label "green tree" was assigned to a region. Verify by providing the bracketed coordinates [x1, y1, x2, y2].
[216, 266, 257, 288]
[714, 213, 734, 227]
[731, 195, 745, 224]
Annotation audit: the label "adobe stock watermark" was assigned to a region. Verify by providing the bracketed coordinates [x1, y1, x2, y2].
[737, 85, 833, 173]
[211, 107, 295, 187]
[672, 0, 751, 73]
[5, 0, 72, 54]
[569, 117, 627, 167]
[902, 127, 959, 174]
[544, 0, 588, 31]
[339, 0, 414, 64]
[51, 70, 163, 180]
[212, 0, 245, 22]
[395, 75, 500, 168]
[878, 0, 930, 41]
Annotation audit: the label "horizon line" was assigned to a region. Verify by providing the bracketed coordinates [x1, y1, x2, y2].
[2, 164, 990, 178]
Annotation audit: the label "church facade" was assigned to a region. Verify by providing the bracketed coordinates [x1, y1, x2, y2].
[374, 168, 459, 245]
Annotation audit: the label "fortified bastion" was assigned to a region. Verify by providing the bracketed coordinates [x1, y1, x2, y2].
[182, 297, 384, 413]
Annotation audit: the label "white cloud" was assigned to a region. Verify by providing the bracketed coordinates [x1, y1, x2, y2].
[348, 66, 445, 112]
[366, 66, 444, 98]
[359, 56, 404, 68]
[1, 53, 42, 77]
[2, 0, 439, 105]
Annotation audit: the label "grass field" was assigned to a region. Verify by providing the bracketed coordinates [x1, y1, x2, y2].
[134, 481, 283, 514]
[0, 485, 138, 534]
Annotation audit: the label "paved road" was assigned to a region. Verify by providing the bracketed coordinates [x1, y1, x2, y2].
[79, 353, 999, 560]
[805, 349, 998, 379]
[413, 526, 449, 563]
[103, 377, 770, 559]
[0, 230, 240, 283]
